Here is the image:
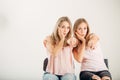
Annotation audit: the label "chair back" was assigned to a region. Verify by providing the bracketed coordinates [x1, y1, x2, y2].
[104, 59, 109, 69]
[43, 58, 48, 71]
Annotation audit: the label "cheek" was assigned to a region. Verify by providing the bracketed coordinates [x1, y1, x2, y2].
[85, 30, 88, 34]
[76, 30, 81, 34]
[84, 30, 88, 37]
[59, 27, 63, 31]
[67, 29, 70, 33]
[58, 28, 61, 33]
[58, 28, 60, 32]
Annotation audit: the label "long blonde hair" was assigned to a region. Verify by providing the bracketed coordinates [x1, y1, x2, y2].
[73, 18, 90, 43]
[51, 16, 72, 46]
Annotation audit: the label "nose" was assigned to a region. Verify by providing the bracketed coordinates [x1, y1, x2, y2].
[81, 29, 84, 33]
[64, 27, 68, 32]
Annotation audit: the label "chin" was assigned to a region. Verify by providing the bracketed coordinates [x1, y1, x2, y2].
[81, 36, 85, 38]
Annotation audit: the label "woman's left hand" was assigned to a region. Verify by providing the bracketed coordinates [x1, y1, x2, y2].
[67, 37, 78, 47]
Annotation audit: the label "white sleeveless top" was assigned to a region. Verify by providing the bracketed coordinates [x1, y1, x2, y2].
[81, 42, 108, 71]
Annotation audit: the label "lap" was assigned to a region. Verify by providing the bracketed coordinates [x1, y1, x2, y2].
[80, 70, 112, 80]
[43, 72, 76, 80]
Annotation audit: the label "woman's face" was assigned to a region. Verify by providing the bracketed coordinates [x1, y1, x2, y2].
[76, 22, 88, 38]
[58, 21, 70, 37]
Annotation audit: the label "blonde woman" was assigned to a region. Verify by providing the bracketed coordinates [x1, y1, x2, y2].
[43, 16, 77, 80]
[73, 18, 112, 80]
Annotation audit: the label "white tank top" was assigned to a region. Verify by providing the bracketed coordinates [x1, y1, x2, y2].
[81, 42, 108, 71]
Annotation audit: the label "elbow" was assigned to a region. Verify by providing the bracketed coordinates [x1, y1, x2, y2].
[76, 57, 83, 63]
[73, 48, 83, 63]
[76, 59, 82, 63]
[73, 53, 83, 63]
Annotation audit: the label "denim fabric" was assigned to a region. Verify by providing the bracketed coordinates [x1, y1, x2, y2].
[43, 73, 76, 80]
[61, 73, 76, 80]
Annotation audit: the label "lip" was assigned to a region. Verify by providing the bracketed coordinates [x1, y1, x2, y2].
[63, 33, 67, 35]
[81, 34, 85, 36]
[80, 34, 85, 37]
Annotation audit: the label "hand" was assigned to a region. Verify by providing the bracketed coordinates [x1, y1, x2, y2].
[87, 39, 96, 50]
[67, 37, 78, 47]
[58, 27, 66, 40]
[75, 32, 85, 43]
[92, 75, 101, 80]
[86, 33, 99, 50]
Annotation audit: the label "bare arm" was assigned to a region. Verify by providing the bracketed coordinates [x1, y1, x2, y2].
[72, 32, 86, 63]
[43, 36, 65, 56]
[52, 38, 64, 56]
[43, 36, 54, 55]
[73, 40, 85, 63]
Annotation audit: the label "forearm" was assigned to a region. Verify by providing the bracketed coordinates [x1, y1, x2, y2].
[73, 41, 85, 63]
[77, 41, 85, 62]
[45, 37, 64, 56]
[52, 39, 64, 56]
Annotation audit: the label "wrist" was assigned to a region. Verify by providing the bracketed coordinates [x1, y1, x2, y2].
[61, 38, 65, 42]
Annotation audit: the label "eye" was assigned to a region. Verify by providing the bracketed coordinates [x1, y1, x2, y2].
[78, 27, 81, 30]
[67, 26, 70, 29]
[61, 26, 65, 28]
[84, 27, 87, 30]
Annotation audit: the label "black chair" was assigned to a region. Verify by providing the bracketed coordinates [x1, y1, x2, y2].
[104, 59, 109, 69]
[43, 58, 48, 71]
[43, 58, 109, 71]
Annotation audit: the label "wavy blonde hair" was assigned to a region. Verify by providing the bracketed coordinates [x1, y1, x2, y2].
[51, 16, 72, 46]
[73, 18, 90, 43]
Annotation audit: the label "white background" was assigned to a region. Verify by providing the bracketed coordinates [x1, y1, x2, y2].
[0, 0, 120, 80]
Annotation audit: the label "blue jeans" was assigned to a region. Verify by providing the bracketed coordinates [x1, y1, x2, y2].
[43, 73, 76, 80]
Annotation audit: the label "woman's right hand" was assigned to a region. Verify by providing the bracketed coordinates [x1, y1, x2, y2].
[75, 32, 85, 43]
[58, 27, 66, 40]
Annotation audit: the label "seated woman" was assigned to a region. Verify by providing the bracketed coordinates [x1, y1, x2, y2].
[72, 18, 112, 80]
[43, 16, 77, 80]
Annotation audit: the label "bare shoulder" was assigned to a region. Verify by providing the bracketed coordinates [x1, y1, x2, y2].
[43, 35, 52, 47]
[44, 35, 51, 41]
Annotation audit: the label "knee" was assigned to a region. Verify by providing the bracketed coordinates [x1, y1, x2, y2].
[101, 76, 111, 80]
[43, 73, 59, 80]
[61, 73, 76, 80]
